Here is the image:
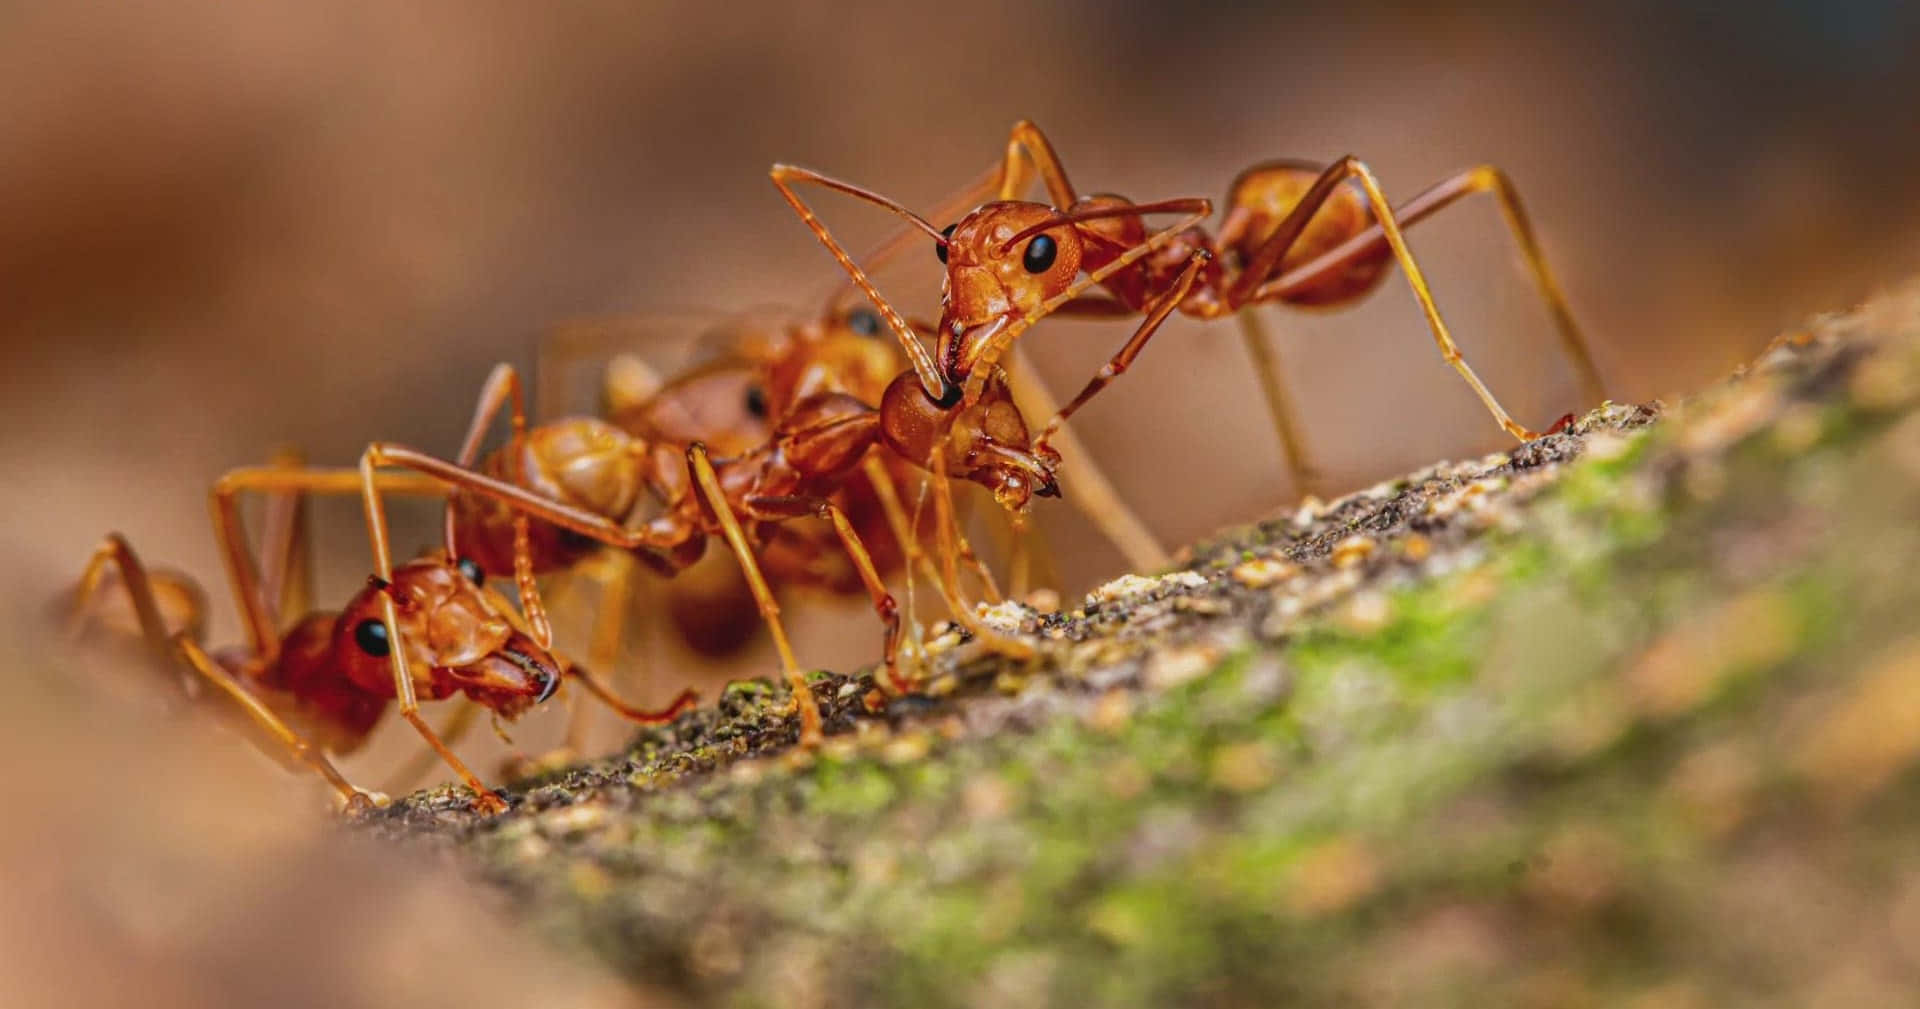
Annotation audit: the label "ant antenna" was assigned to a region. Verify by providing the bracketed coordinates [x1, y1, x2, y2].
[772, 164, 953, 402]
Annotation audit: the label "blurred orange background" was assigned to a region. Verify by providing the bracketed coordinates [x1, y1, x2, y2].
[5, 2, 1918, 1004]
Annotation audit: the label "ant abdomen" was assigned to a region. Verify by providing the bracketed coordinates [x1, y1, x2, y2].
[1226, 161, 1390, 308]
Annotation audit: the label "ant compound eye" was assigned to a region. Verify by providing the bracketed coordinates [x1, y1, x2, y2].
[1022, 233, 1057, 274]
[848, 308, 882, 338]
[456, 557, 485, 585]
[353, 618, 391, 657]
[935, 223, 956, 264]
[744, 384, 768, 418]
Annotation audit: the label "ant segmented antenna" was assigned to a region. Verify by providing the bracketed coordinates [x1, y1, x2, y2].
[771, 164, 952, 402]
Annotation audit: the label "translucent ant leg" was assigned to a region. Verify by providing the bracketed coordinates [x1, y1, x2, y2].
[1000, 120, 1079, 205]
[70, 533, 193, 672]
[380, 701, 482, 796]
[210, 466, 444, 665]
[257, 446, 315, 621]
[684, 442, 822, 746]
[1260, 164, 1604, 408]
[563, 549, 638, 752]
[1230, 309, 1321, 495]
[1002, 348, 1170, 572]
[747, 494, 907, 693]
[436, 363, 555, 648]
[446, 364, 526, 549]
[173, 634, 378, 808]
[860, 455, 965, 644]
[1034, 251, 1211, 451]
[1226, 156, 1545, 442]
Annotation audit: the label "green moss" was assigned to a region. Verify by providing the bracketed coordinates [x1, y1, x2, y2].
[361, 299, 1920, 1008]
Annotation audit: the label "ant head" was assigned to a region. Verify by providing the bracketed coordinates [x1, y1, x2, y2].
[333, 557, 561, 718]
[781, 305, 909, 407]
[625, 364, 772, 457]
[936, 201, 1085, 333]
[878, 370, 1060, 513]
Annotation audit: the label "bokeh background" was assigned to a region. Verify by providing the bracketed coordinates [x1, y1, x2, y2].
[5, 2, 1919, 1005]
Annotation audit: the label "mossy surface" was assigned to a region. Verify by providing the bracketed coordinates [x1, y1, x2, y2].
[362, 287, 1920, 1007]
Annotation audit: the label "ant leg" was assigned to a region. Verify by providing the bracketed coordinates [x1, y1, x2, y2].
[173, 634, 378, 808]
[928, 452, 1037, 659]
[257, 446, 315, 621]
[446, 363, 530, 553]
[1229, 157, 1546, 441]
[371, 589, 509, 813]
[953, 523, 1001, 604]
[1000, 120, 1080, 205]
[1259, 164, 1605, 408]
[1231, 309, 1321, 496]
[568, 659, 699, 725]
[438, 364, 554, 651]
[560, 550, 635, 752]
[70, 533, 197, 676]
[748, 494, 908, 693]
[684, 442, 822, 747]
[210, 466, 444, 665]
[380, 701, 483, 796]
[1034, 251, 1212, 451]
[861, 454, 967, 649]
[1002, 347, 1170, 572]
[770, 164, 953, 400]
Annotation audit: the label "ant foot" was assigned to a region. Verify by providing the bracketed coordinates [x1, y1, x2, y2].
[337, 789, 392, 816]
[469, 789, 510, 816]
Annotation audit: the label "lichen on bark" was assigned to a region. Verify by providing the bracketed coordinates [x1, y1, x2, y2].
[362, 284, 1920, 1008]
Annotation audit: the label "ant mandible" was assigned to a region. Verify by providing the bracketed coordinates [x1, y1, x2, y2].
[772, 120, 1606, 494]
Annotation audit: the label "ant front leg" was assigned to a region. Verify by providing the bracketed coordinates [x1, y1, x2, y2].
[369, 588, 508, 814]
[1259, 164, 1605, 408]
[1033, 250, 1212, 453]
[1226, 156, 1548, 442]
[682, 443, 823, 746]
[746, 494, 908, 693]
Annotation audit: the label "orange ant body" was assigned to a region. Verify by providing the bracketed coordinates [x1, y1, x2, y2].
[773, 121, 1607, 493]
[352, 316, 1060, 745]
[68, 464, 694, 814]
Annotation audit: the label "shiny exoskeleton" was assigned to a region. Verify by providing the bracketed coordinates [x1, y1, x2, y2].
[358, 304, 1059, 746]
[774, 120, 1607, 495]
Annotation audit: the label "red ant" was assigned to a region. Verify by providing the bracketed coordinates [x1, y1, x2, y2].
[772, 120, 1606, 495]
[344, 295, 1073, 746]
[67, 464, 694, 814]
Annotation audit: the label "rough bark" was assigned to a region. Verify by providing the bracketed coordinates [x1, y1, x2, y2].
[362, 283, 1920, 1008]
